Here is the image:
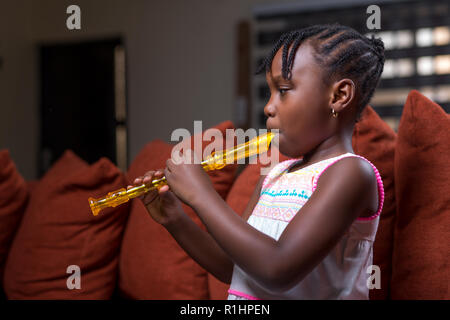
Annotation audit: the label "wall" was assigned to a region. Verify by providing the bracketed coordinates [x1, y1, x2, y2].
[0, 0, 298, 180]
[0, 1, 37, 180]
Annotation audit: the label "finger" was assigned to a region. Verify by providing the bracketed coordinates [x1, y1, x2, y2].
[160, 189, 180, 207]
[142, 192, 158, 205]
[139, 189, 157, 201]
[154, 170, 164, 177]
[134, 177, 143, 185]
[158, 184, 169, 194]
[143, 175, 153, 184]
[143, 170, 158, 184]
[144, 170, 155, 177]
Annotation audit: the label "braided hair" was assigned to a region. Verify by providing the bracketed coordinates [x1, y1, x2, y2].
[257, 24, 385, 121]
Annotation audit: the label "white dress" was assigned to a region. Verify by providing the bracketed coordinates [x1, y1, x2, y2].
[227, 153, 384, 300]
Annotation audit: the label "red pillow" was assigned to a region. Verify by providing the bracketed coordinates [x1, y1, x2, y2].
[0, 150, 29, 285]
[391, 90, 450, 299]
[119, 121, 237, 299]
[352, 106, 397, 300]
[3, 150, 130, 299]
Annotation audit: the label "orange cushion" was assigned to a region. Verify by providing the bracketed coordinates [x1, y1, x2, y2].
[119, 121, 237, 299]
[208, 106, 398, 300]
[352, 106, 397, 300]
[0, 150, 29, 285]
[3, 150, 130, 299]
[391, 90, 450, 299]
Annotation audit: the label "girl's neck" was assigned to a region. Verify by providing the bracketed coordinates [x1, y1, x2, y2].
[302, 130, 354, 166]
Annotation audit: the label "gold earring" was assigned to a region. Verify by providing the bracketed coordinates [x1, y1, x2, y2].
[331, 109, 338, 118]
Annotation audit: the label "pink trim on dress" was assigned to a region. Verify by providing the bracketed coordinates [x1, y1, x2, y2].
[311, 154, 385, 221]
[228, 289, 261, 300]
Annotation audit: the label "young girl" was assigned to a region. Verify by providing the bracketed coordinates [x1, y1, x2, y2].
[130, 24, 385, 300]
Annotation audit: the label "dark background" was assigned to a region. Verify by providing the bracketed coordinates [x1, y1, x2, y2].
[1, 0, 449, 180]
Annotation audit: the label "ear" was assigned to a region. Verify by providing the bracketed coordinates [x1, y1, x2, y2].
[330, 78, 355, 112]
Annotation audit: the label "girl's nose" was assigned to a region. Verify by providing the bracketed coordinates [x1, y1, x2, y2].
[264, 101, 276, 118]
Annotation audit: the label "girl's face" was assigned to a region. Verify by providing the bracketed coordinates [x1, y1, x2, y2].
[264, 42, 334, 158]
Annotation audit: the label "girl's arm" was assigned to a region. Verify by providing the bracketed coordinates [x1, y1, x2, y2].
[163, 174, 266, 284]
[165, 156, 377, 292]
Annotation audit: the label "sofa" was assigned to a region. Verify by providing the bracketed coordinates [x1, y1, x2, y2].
[0, 90, 448, 300]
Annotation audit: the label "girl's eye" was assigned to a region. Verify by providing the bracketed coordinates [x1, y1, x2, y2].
[278, 88, 289, 95]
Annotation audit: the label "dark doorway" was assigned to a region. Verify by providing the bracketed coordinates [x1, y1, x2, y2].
[39, 38, 127, 176]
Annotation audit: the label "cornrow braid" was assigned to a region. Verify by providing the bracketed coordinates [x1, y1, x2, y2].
[255, 32, 290, 75]
[257, 24, 385, 121]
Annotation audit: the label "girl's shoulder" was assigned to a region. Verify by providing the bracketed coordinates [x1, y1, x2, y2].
[311, 153, 382, 192]
[312, 153, 385, 220]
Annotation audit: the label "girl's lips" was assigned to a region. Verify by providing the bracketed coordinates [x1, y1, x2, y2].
[266, 121, 281, 133]
[266, 120, 283, 137]
[267, 126, 282, 134]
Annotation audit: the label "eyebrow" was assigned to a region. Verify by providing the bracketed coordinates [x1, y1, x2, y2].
[271, 74, 292, 83]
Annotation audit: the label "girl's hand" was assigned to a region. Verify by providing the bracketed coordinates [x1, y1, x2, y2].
[164, 149, 215, 207]
[128, 170, 184, 226]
